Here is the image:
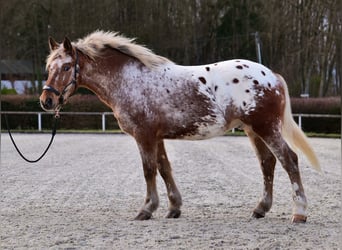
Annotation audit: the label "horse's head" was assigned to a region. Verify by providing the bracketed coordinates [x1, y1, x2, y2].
[40, 36, 79, 112]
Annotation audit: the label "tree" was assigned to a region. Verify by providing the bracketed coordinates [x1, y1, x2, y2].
[0, 0, 340, 97]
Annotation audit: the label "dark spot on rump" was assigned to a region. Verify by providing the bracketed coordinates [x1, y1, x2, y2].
[261, 71, 266, 76]
[253, 80, 259, 85]
[268, 82, 271, 88]
[235, 60, 241, 63]
[205, 67, 210, 71]
[243, 64, 249, 68]
[214, 85, 218, 91]
[166, 89, 170, 94]
[233, 78, 239, 84]
[243, 101, 246, 106]
[236, 65, 243, 69]
[214, 63, 218, 66]
[198, 77, 207, 84]
[245, 89, 250, 93]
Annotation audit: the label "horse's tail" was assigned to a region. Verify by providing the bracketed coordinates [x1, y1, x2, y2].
[278, 74, 321, 172]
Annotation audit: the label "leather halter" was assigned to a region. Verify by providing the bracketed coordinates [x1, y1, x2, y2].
[43, 50, 80, 105]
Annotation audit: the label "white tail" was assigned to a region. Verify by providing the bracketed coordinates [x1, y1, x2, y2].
[278, 74, 321, 172]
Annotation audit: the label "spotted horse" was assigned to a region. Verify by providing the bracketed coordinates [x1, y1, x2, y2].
[40, 31, 320, 223]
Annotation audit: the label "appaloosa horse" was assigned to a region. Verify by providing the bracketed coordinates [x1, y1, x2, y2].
[40, 31, 320, 223]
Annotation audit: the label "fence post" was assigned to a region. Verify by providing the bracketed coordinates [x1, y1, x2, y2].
[102, 113, 106, 131]
[298, 115, 302, 129]
[38, 113, 42, 131]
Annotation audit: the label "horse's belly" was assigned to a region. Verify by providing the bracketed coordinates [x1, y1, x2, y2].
[164, 113, 227, 140]
[183, 122, 226, 140]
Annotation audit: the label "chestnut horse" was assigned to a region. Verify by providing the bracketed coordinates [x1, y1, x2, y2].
[40, 31, 320, 223]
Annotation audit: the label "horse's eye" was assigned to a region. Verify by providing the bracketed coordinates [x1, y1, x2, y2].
[63, 65, 71, 71]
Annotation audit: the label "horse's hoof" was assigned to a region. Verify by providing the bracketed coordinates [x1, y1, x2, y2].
[291, 214, 307, 223]
[166, 209, 181, 219]
[251, 211, 265, 219]
[134, 210, 152, 220]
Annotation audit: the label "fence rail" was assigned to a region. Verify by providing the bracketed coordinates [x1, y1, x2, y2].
[1, 111, 341, 132]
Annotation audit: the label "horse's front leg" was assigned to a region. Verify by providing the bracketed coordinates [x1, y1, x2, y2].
[135, 138, 159, 220]
[157, 140, 182, 218]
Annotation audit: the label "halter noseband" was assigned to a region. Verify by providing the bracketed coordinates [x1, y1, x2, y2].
[43, 50, 80, 105]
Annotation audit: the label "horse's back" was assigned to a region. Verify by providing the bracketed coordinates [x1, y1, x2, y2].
[179, 59, 285, 128]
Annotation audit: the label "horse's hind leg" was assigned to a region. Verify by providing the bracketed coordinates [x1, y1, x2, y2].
[134, 138, 160, 220]
[245, 129, 276, 219]
[157, 140, 182, 218]
[253, 127, 308, 223]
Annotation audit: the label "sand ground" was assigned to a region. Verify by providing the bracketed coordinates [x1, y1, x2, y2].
[1, 134, 341, 249]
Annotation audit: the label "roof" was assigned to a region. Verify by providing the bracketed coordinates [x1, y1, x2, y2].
[0, 60, 33, 75]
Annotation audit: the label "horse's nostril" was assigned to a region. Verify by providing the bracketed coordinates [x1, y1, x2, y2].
[44, 97, 53, 109]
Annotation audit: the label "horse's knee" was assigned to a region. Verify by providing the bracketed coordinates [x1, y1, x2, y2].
[143, 166, 157, 179]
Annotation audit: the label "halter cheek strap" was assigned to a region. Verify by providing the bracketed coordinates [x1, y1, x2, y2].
[43, 50, 80, 105]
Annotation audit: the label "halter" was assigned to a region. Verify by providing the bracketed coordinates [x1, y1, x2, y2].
[43, 49, 80, 106]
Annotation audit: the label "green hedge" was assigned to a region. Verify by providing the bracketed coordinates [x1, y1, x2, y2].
[291, 97, 340, 114]
[291, 97, 340, 134]
[1, 95, 341, 133]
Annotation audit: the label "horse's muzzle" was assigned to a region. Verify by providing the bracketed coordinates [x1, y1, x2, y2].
[41, 97, 53, 110]
[40, 91, 59, 111]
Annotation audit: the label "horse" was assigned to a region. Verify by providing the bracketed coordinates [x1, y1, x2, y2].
[40, 30, 320, 223]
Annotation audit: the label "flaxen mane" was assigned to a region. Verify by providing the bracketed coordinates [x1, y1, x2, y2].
[47, 30, 172, 69]
[75, 30, 173, 69]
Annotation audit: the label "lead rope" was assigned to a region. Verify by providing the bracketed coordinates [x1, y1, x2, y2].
[4, 113, 59, 163]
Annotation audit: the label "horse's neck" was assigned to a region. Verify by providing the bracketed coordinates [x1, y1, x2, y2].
[79, 51, 138, 107]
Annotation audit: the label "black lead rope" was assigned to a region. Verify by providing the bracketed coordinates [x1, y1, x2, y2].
[4, 114, 59, 163]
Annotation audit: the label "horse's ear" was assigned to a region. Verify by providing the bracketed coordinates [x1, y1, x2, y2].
[48, 36, 59, 51]
[63, 37, 74, 55]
